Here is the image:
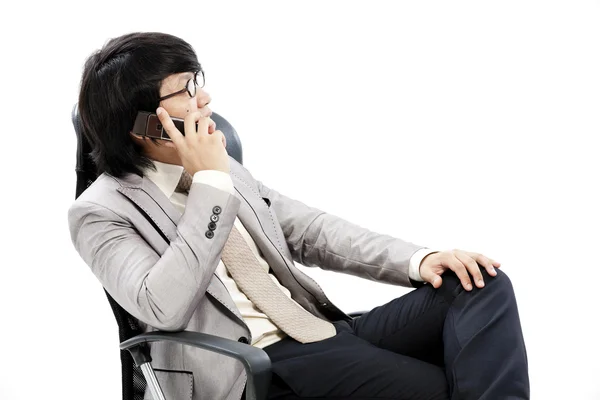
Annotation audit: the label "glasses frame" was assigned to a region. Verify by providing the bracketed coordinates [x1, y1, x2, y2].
[158, 70, 205, 102]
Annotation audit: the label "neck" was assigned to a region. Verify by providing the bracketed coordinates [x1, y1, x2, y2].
[144, 147, 182, 166]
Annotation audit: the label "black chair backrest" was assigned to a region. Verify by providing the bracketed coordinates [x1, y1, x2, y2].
[72, 104, 244, 400]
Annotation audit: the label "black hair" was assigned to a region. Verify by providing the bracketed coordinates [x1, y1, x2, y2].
[78, 32, 201, 178]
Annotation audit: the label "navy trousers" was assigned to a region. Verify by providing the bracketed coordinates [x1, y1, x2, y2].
[262, 267, 529, 399]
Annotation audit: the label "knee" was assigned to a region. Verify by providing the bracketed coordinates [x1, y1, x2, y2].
[439, 266, 517, 300]
[481, 268, 519, 305]
[443, 266, 515, 295]
[487, 267, 512, 289]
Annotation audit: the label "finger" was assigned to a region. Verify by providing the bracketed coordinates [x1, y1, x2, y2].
[207, 118, 216, 134]
[468, 253, 498, 277]
[156, 107, 184, 145]
[467, 252, 501, 274]
[455, 252, 485, 288]
[211, 130, 228, 149]
[184, 111, 207, 137]
[211, 129, 227, 146]
[444, 254, 473, 291]
[419, 268, 443, 289]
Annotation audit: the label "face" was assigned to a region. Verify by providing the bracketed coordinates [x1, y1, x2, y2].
[132, 71, 213, 165]
[159, 71, 212, 119]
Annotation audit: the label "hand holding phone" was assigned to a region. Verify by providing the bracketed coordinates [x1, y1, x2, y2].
[152, 108, 230, 175]
[132, 111, 217, 140]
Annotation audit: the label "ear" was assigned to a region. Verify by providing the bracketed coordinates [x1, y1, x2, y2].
[130, 131, 146, 142]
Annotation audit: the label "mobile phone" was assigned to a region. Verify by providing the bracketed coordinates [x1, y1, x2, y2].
[132, 111, 187, 141]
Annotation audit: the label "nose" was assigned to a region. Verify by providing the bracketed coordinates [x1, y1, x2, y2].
[196, 88, 212, 117]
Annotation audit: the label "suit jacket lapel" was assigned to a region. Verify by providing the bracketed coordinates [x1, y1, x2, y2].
[230, 173, 296, 275]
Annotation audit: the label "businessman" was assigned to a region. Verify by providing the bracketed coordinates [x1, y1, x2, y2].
[69, 32, 529, 400]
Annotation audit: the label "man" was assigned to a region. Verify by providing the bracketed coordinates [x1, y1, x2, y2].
[69, 32, 529, 400]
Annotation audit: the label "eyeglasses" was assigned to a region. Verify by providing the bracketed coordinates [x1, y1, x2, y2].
[158, 70, 205, 102]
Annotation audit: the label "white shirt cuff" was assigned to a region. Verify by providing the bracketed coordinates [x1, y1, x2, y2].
[409, 248, 439, 282]
[192, 170, 235, 195]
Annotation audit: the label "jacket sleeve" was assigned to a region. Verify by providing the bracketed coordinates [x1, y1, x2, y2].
[256, 180, 424, 288]
[68, 182, 241, 331]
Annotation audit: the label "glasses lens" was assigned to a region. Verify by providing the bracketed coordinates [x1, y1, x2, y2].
[187, 78, 196, 98]
[196, 71, 205, 88]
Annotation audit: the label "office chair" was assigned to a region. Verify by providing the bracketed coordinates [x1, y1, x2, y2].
[72, 105, 367, 400]
[73, 105, 273, 400]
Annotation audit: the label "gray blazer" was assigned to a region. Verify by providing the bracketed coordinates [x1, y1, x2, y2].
[68, 156, 423, 400]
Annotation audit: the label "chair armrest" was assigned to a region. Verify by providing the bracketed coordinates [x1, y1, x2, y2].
[120, 331, 271, 400]
[348, 311, 368, 318]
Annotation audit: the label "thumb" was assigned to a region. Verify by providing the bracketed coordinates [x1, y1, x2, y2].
[420, 267, 442, 288]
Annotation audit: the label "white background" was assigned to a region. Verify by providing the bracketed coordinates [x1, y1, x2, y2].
[1, 1, 599, 399]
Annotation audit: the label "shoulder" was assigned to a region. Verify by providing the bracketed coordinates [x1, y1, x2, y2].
[68, 173, 136, 220]
[228, 155, 259, 189]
